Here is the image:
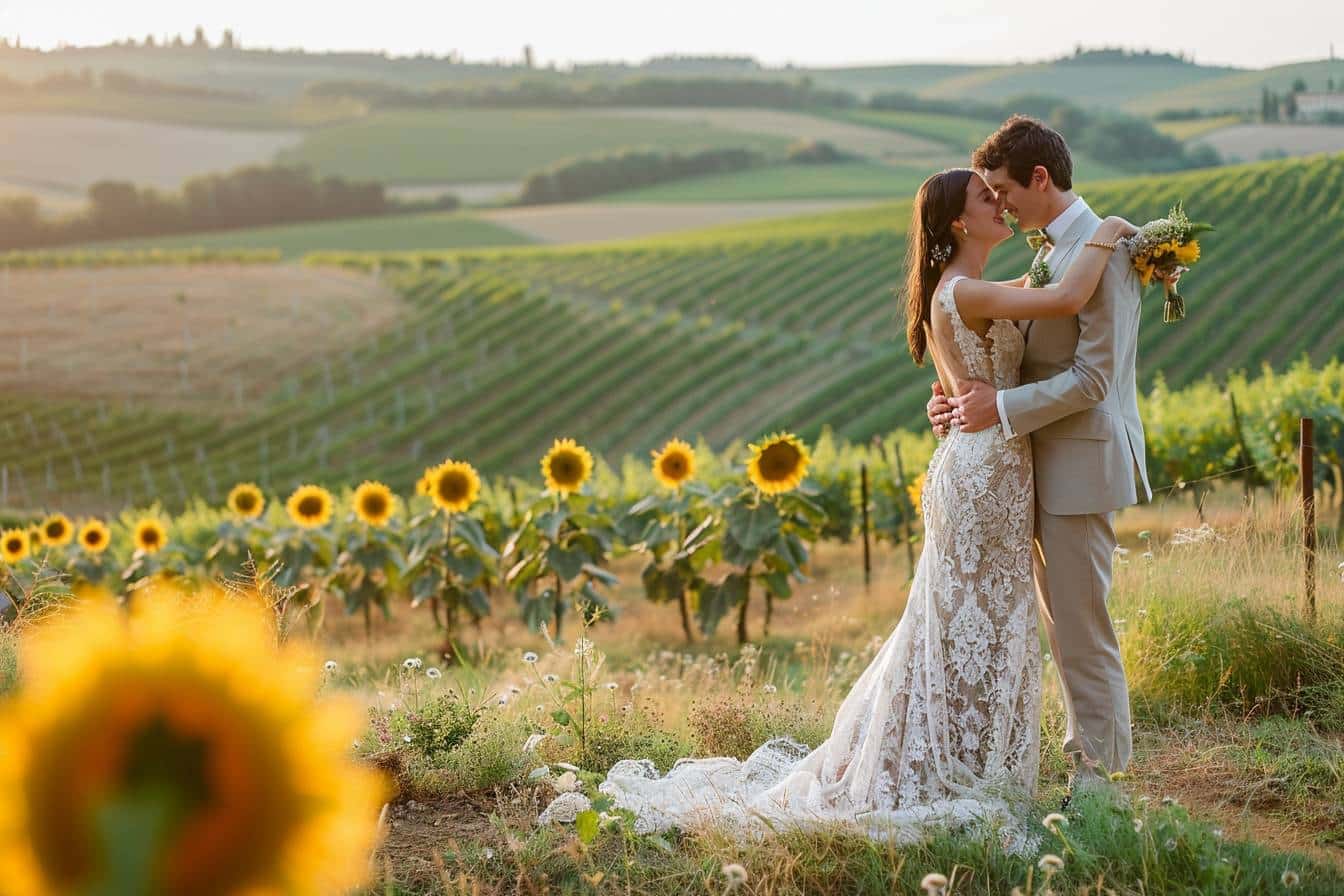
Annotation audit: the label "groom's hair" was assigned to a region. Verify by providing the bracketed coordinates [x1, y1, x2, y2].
[972, 115, 1073, 191]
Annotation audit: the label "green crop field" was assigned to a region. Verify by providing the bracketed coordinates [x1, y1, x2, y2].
[6, 152, 1344, 515]
[74, 211, 535, 258]
[596, 161, 928, 202]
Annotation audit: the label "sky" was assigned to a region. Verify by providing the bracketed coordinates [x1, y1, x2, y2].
[1, 0, 1341, 70]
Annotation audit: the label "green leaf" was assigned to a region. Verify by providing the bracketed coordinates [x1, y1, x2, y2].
[762, 569, 792, 599]
[575, 809, 600, 844]
[581, 562, 619, 586]
[546, 544, 586, 581]
[726, 500, 780, 552]
[551, 708, 572, 726]
[536, 508, 567, 542]
[453, 515, 498, 559]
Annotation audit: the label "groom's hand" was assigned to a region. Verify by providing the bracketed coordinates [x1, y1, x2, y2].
[927, 382, 953, 437]
[949, 380, 998, 433]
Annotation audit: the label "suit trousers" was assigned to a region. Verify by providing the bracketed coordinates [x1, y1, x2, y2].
[1031, 503, 1132, 776]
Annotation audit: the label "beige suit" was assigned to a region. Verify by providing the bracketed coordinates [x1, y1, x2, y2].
[999, 205, 1151, 776]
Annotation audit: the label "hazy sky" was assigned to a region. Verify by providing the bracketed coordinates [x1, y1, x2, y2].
[3, 0, 1340, 69]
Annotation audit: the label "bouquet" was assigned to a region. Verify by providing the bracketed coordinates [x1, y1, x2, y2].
[1123, 202, 1213, 323]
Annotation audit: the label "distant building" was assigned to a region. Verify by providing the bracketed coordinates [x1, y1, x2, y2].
[1295, 92, 1344, 121]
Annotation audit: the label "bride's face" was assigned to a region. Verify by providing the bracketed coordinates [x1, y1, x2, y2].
[957, 173, 1014, 248]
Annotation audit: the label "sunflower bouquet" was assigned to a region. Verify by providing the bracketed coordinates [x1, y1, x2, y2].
[1123, 201, 1213, 323]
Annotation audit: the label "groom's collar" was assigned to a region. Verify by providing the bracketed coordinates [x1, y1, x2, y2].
[1045, 196, 1088, 244]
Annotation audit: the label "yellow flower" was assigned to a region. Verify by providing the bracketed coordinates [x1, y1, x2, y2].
[352, 480, 396, 527]
[77, 519, 111, 554]
[0, 588, 388, 896]
[541, 438, 593, 497]
[907, 472, 926, 513]
[651, 438, 696, 490]
[39, 513, 73, 547]
[227, 482, 265, 519]
[132, 517, 168, 554]
[1174, 239, 1200, 265]
[427, 460, 481, 514]
[286, 484, 334, 528]
[1, 529, 30, 564]
[415, 470, 433, 496]
[747, 431, 811, 495]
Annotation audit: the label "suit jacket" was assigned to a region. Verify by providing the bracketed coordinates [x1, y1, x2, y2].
[999, 206, 1152, 516]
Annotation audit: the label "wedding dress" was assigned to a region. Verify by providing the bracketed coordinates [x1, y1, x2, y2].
[540, 276, 1042, 849]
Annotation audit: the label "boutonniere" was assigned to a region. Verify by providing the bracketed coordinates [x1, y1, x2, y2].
[1025, 228, 1053, 251]
[1028, 258, 1052, 289]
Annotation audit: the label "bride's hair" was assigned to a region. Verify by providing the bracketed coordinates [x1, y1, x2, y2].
[904, 168, 974, 365]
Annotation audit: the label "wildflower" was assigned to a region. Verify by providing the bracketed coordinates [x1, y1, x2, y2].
[426, 667, 442, 680]
[522, 651, 538, 664]
[605, 682, 618, 691]
[324, 660, 338, 673]
[402, 657, 423, 671]
[1282, 870, 1300, 887]
[1133, 818, 1144, 832]
[1042, 812, 1067, 833]
[543, 673, 558, 685]
[1038, 854, 1064, 873]
[722, 863, 748, 888]
[763, 683, 777, 694]
[403, 735, 412, 744]
[1165, 838, 1177, 851]
[920, 872, 948, 894]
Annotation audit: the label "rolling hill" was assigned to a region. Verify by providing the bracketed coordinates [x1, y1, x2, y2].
[5, 153, 1342, 515]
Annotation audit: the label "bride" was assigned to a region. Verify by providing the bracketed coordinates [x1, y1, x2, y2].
[540, 168, 1137, 848]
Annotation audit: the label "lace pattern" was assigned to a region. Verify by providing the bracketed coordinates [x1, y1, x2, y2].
[541, 276, 1041, 851]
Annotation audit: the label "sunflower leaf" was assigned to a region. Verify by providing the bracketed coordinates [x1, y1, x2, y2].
[726, 501, 780, 552]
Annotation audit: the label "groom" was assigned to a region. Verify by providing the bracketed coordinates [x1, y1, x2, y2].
[927, 116, 1151, 795]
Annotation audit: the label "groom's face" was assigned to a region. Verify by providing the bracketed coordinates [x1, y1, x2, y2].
[981, 165, 1052, 232]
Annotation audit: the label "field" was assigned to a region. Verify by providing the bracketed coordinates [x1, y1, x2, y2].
[5, 152, 1344, 517]
[1190, 124, 1344, 162]
[597, 161, 926, 202]
[1132, 59, 1344, 114]
[1155, 114, 1246, 142]
[0, 112, 302, 211]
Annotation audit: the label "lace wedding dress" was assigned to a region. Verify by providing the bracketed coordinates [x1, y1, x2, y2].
[540, 276, 1042, 849]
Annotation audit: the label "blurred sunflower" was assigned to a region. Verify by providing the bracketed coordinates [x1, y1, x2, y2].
[906, 473, 927, 516]
[0, 588, 388, 896]
[353, 481, 395, 527]
[226, 483, 265, 519]
[1174, 240, 1200, 265]
[541, 438, 593, 497]
[747, 432, 811, 495]
[286, 485, 333, 529]
[415, 469, 433, 496]
[651, 438, 696, 490]
[77, 519, 111, 554]
[1, 529, 30, 564]
[39, 513, 73, 547]
[427, 460, 481, 514]
[133, 518, 168, 554]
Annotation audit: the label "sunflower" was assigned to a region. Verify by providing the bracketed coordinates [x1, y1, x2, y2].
[541, 438, 593, 497]
[651, 438, 696, 490]
[746, 431, 811, 495]
[415, 469, 433, 496]
[1174, 239, 1200, 265]
[0, 587, 388, 896]
[906, 472, 927, 515]
[133, 517, 168, 554]
[352, 481, 396, 527]
[1, 529, 30, 565]
[286, 484, 334, 529]
[227, 483, 265, 519]
[39, 513, 73, 547]
[77, 519, 111, 554]
[427, 460, 481, 514]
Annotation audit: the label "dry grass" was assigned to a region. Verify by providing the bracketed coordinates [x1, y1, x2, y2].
[0, 263, 404, 412]
[1193, 124, 1344, 161]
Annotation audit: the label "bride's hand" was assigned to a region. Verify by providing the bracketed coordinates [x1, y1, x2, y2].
[1099, 216, 1138, 243]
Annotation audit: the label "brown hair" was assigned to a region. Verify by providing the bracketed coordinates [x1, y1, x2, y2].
[903, 168, 974, 366]
[971, 115, 1073, 191]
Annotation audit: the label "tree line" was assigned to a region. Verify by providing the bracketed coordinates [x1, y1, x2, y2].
[0, 165, 458, 252]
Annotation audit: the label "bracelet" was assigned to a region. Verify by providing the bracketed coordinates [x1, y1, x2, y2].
[1085, 240, 1118, 251]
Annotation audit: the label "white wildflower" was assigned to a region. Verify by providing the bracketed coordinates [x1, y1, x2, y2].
[323, 660, 338, 673]
[402, 657, 423, 670]
[721, 863, 748, 888]
[605, 681, 618, 691]
[522, 651, 539, 664]
[920, 872, 949, 894]
[1165, 838, 1177, 851]
[426, 667, 442, 679]
[1133, 818, 1144, 832]
[763, 684, 777, 694]
[402, 735, 412, 744]
[482, 847, 495, 860]
[543, 673, 559, 684]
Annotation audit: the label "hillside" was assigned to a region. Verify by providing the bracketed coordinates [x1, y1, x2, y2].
[4, 153, 1342, 514]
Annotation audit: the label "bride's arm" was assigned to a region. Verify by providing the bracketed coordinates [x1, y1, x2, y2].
[952, 217, 1138, 320]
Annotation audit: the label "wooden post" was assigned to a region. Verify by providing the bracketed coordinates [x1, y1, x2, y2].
[1228, 390, 1254, 501]
[860, 463, 871, 588]
[1301, 417, 1316, 623]
[892, 439, 916, 580]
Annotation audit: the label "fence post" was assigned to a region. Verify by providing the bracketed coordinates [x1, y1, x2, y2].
[1301, 417, 1316, 623]
[860, 463, 871, 588]
[891, 439, 916, 580]
[1228, 389, 1254, 501]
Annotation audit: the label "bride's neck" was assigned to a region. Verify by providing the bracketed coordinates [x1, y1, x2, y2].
[950, 239, 992, 278]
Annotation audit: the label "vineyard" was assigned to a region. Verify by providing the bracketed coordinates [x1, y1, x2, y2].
[2, 153, 1344, 519]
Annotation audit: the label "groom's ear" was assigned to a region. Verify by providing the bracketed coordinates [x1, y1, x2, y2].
[1031, 165, 1053, 192]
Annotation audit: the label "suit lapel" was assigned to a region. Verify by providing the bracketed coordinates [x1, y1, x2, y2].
[1022, 206, 1100, 346]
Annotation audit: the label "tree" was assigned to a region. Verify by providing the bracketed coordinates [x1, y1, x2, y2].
[524, 44, 534, 68]
[1261, 87, 1280, 122]
[1291, 77, 1308, 93]
[1284, 90, 1298, 120]
[222, 29, 236, 50]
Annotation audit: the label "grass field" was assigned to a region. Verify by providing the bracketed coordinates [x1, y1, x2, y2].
[1131, 59, 1344, 114]
[75, 211, 535, 257]
[1155, 114, 1246, 142]
[1191, 124, 1344, 162]
[275, 107, 798, 185]
[597, 161, 927, 202]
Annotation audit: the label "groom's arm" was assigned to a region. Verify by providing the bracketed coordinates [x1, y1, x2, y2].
[998, 250, 1136, 437]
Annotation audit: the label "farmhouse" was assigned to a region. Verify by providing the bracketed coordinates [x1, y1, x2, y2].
[1295, 92, 1344, 121]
